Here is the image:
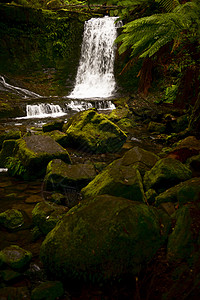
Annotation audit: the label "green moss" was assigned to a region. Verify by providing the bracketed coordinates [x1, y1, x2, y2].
[0, 130, 21, 149]
[0, 209, 24, 230]
[0, 139, 18, 168]
[0, 245, 32, 270]
[64, 109, 127, 153]
[40, 195, 170, 282]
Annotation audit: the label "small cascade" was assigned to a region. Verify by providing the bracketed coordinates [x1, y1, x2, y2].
[65, 100, 115, 112]
[68, 16, 122, 99]
[0, 75, 41, 98]
[26, 104, 66, 118]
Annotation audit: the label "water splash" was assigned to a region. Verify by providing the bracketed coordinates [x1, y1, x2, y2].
[68, 16, 122, 99]
[0, 75, 41, 98]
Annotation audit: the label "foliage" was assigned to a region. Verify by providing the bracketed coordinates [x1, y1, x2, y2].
[5, 157, 26, 177]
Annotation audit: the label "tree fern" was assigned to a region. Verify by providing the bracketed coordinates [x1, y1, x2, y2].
[116, 1, 200, 59]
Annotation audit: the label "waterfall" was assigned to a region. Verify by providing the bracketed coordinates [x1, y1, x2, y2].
[0, 75, 41, 98]
[68, 16, 122, 99]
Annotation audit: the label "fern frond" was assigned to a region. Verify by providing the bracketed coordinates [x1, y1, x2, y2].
[155, 0, 180, 12]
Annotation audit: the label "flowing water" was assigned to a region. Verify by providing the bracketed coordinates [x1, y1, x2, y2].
[68, 16, 122, 99]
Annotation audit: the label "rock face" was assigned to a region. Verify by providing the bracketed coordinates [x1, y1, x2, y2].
[7, 135, 71, 178]
[63, 109, 127, 153]
[81, 159, 145, 202]
[40, 195, 170, 282]
[0, 245, 32, 270]
[144, 158, 192, 193]
[44, 159, 96, 191]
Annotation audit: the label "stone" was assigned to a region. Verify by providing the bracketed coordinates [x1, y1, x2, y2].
[25, 195, 43, 204]
[0, 139, 17, 168]
[40, 195, 170, 282]
[31, 281, 64, 300]
[0, 130, 21, 149]
[108, 107, 131, 122]
[0, 287, 30, 300]
[81, 159, 145, 202]
[0, 269, 21, 282]
[63, 109, 127, 153]
[145, 189, 157, 205]
[12, 135, 71, 178]
[42, 120, 64, 132]
[0, 245, 32, 270]
[121, 146, 159, 176]
[44, 159, 96, 191]
[186, 154, 200, 176]
[144, 158, 192, 193]
[155, 177, 200, 207]
[148, 121, 166, 133]
[0, 209, 24, 230]
[44, 130, 68, 147]
[32, 201, 69, 235]
[167, 207, 194, 262]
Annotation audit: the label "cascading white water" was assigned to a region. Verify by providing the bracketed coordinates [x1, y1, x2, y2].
[0, 75, 41, 98]
[68, 16, 122, 99]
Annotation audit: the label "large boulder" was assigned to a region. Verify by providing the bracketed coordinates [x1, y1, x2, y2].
[40, 195, 170, 282]
[0, 140, 17, 167]
[63, 109, 127, 153]
[144, 158, 192, 193]
[5, 135, 71, 178]
[81, 159, 145, 202]
[0, 130, 21, 149]
[44, 159, 96, 191]
[155, 177, 200, 207]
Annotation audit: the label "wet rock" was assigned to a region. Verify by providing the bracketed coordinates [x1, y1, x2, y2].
[32, 201, 69, 235]
[0, 245, 32, 271]
[25, 195, 43, 204]
[31, 281, 64, 300]
[0, 139, 17, 167]
[145, 189, 157, 205]
[167, 207, 194, 262]
[0, 209, 24, 230]
[159, 202, 176, 216]
[0, 286, 30, 300]
[148, 121, 166, 133]
[167, 136, 200, 162]
[0, 269, 21, 282]
[63, 109, 127, 153]
[81, 159, 145, 202]
[40, 195, 170, 282]
[44, 159, 96, 193]
[44, 130, 68, 147]
[155, 177, 200, 207]
[144, 158, 192, 193]
[121, 146, 159, 176]
[42, 120, 64, 133]
[186, 154, 200, 176]
[108, 107, 131, 122]
[0, 130, 21, 149]
[11, 135, 71, 178]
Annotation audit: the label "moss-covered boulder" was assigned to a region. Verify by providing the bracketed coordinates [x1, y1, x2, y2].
[12, 135, 71, 178]
[108, 107, 131, 122]
[31, 281, 64, 300]
[144, 158, 192, 193]
[0, 209, 24, 230]
[63, 109, 127, 153]
[0, 139, 17, 167]
[167, 207, 194, 262]
[187, 154, 200, 176]
[44, 130, 68, 147]
[0, 130, 21, 149]
[44, 159, 96, 191]
[121, 146, 159, 176]
[148, 121, 166, 133]
[155, 177, 200, 207]
[40, 195, 170, 282]
[81, 159, 145, 202]
[42, 120, 64, 133]
[0, 245, 32, 270]
[32, 202, 69, 235]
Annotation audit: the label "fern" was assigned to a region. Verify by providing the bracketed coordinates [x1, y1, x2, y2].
[116, 1, 200, 59]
